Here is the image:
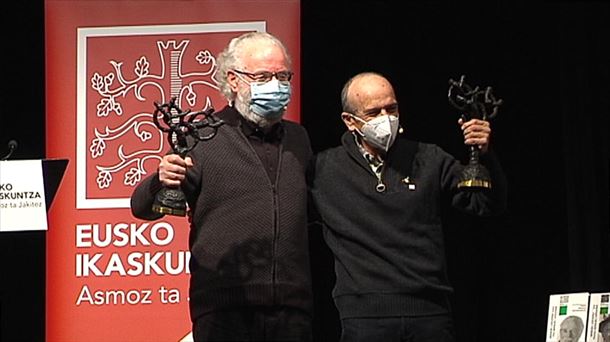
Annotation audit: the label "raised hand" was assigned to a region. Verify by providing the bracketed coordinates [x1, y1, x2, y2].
[458, 117, 491, 154]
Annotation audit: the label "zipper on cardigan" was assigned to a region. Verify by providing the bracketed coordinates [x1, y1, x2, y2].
[375, 165, 386, 192]
[270, 141, 284, 306]
[271, 185, 279, 304]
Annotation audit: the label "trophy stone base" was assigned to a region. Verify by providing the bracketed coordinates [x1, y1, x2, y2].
[152, 187, 187, 216]
[457, 163, 492, 189]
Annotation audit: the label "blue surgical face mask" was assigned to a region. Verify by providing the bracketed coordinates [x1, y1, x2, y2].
[249, 79, 291, 119]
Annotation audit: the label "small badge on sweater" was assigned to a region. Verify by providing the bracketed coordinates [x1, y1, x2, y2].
[402, 177, 416, 191]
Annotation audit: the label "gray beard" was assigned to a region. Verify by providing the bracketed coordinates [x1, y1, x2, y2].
[234, 89, 282, 128]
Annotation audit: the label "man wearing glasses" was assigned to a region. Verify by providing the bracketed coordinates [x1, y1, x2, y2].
[308, 72, 507, 342]
[131, 32, 313, 341]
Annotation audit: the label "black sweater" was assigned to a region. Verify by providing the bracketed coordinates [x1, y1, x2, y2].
[131, 106, 313, 321]
[309, 132, 507, 319]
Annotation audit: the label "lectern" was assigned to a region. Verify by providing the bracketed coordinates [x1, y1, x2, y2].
[0, 159, 68, 232]
[0, 158, 67, 342]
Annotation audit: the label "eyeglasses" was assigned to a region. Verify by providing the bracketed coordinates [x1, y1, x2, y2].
[232, 69, 294, 83]
[359, 103, 399, 117]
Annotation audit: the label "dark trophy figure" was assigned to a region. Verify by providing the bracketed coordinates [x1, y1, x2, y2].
[448, 75, 503, 189]
[151, 97, 223, 216]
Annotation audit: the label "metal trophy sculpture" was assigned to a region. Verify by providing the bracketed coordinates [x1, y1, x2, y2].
[448, 75, 503, 189]
[152, 96, 223, 216]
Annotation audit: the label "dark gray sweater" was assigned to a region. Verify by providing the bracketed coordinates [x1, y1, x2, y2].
[309, 132, 507, 319]
[131, 106, 313, 321]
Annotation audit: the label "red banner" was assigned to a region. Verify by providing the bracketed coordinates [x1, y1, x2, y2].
[45, 1, 300, 341]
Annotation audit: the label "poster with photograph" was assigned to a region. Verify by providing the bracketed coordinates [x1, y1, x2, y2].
[547, 292, 590, 342]
[586, 292, 610, 342]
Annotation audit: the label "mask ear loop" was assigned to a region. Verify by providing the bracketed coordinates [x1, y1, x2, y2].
[232, 70, 252, 85]
[347, 113, 367, 138]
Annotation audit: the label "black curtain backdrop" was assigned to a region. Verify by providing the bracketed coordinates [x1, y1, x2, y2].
[0, 2, 46, 342]
[0, 1, 608, 342]
[301, 2, 609, 342]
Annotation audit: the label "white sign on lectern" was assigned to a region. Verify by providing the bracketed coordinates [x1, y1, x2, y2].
[0, 159, 48, 232]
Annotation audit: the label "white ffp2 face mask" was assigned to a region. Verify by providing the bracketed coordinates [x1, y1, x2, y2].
[351, 114, 399, 152]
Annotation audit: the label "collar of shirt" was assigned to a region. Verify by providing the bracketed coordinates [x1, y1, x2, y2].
[353, 134, 384, 174]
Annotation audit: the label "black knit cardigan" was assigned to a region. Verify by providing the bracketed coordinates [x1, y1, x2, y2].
[131, 106, 314, 321]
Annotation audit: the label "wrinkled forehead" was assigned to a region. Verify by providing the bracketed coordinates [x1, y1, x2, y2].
[350, 76, 396, 108]
[240, 41, 289, 71]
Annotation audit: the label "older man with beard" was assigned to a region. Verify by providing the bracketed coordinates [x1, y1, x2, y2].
[131, 32, 313, 342]
[559, 316, 584, 342]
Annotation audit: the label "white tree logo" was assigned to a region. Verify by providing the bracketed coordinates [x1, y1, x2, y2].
[88, 40, 219, 190]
